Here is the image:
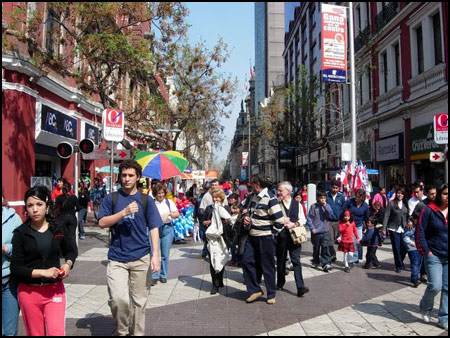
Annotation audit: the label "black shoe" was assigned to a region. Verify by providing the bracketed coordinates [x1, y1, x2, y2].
[363, 265, 371, 269]
[395, 268, 402, 273]
[331, 257, 337, 263]
[160, 278, 167, 284]
[210, 286, 219, 295]
[219, 282, 224, 288]
[151, 279, 158, 286]
[420, 275, 428, 283]
[297, 287, 309, 297]
[344, 267, 350, 273]
[277, 286, 284, 291]
[412, 280, 420, 288]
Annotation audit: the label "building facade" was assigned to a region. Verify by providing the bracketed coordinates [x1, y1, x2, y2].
[283, 2, 448, 187]
[2, 3, 167, 210]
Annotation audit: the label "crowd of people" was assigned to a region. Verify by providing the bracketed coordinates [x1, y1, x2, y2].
[2, 160, 448, 335]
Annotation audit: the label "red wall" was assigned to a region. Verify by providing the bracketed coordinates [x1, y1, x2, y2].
[2, 89, 36, 211]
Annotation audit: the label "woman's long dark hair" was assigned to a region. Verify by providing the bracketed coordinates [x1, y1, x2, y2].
[435, 184, 448, 208]
[393, 187, 406, 209]
[24, 186, 57, 225]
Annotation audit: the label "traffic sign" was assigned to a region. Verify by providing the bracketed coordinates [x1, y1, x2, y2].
[430, 152, 445, 163]
[114, 149, 131, 160]
[102, 109, 125, 142]
[56, 142, 73, 159]
[434, 114, 448, 144]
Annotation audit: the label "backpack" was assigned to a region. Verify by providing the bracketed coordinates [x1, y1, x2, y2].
[111, 191, 149, 224]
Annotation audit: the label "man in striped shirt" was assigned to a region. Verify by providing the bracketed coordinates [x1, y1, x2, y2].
[242, 174, 285, 304]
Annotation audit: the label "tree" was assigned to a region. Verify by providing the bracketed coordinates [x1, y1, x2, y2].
[3, 2, 189, 128]
[158, 38, 237, 152]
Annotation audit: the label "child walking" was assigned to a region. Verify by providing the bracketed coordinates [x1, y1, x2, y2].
[361, 217, 382, 269]
[402, 220, 423, 287]
[337, 210, 360, 273]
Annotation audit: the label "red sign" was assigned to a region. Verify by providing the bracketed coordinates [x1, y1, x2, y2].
[102, 109, 125, 142]
[321, 4, 347, 83]
[434, 114, 448, 144]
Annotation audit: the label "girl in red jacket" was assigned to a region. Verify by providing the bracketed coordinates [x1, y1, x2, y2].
[337, 210, 360, 273]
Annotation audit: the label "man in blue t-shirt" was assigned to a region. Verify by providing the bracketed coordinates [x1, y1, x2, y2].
[98, 160, 163, 336]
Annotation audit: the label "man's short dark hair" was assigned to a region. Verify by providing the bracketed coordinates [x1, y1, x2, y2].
[251, 174, 270, 189]
[331, 179, 341, 188]
[119, 160, 142, 178]
[210, 179, 219, 185]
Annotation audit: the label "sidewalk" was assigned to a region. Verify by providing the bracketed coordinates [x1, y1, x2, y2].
[18, 223, 447, 336]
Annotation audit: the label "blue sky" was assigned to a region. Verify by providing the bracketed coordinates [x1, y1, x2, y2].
[184, 2, 254, 163]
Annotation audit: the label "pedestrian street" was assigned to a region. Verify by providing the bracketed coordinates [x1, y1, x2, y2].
[16, 225, 447, 336]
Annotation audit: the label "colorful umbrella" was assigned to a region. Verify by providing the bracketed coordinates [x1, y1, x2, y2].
[135, 151, 189, 180]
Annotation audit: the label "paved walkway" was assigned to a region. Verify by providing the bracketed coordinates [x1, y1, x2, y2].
[17, 223, 447, 336]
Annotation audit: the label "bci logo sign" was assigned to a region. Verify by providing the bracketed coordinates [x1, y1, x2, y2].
[42, 105, 77, 140]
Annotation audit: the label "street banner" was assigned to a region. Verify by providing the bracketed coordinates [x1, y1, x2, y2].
[434, 113, 448, 145]
[102, 109, 124, 142]
[242, 152, 249, 167]
[321, 4, 347, 83]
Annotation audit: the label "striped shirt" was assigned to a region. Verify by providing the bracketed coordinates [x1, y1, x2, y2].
[248, 188, 285, 237]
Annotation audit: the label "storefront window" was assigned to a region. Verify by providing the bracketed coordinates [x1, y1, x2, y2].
[35, 160, 52, 177]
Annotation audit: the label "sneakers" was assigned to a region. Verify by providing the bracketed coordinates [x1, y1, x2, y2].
[422, 312, 431, 323]
[79, 235, 86, 240]
[151, 279, 158, 286]
[246, 291, 264, 303]
[344, 267, 350, 273]
[297, 287, 309, 297]
[266, 298, 276, 305]
[323, 264, 332, 273]
[439, 322, 448, 331]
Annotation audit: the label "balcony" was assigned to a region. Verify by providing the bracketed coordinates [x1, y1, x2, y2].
[377, 85, 403, 115]
[355, 25, 371, 53]
[408, 63, 447, 102]
[374, 3, 399, 34]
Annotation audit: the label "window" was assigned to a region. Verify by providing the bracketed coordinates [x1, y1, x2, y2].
[432, 12, 443, 65]
[380, 51, 388, 94]
[394, 43, 401, 87]
[45, 9, 60, 55]
[416, 25, 424, 74]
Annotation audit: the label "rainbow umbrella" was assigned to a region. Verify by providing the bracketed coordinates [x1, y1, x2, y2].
[135, 151, 189, 180]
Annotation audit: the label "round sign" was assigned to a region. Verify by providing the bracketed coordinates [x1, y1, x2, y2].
[56, 142, 73, 159]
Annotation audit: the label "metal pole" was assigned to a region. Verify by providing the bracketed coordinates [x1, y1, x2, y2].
[74, 149, 79, 247]
[248, 111, 251, 180]
[110, 141, 114, 193]
[446, 146, 449, 184]
[348, 2, 357, 168]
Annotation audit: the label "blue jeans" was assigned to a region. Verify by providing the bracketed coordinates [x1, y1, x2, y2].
[351, 226, 364, 263]
[408, 250, 423, 282]
[78, 208, 87, 237]
[152, 224, 175, 280]
[2, 281, 19, 336]
[420, 254, 448, 325]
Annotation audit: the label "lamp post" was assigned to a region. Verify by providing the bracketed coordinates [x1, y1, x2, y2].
[155, 127, 181, 150]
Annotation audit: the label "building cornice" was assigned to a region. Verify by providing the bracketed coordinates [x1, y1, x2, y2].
[2, 54, 103, 118]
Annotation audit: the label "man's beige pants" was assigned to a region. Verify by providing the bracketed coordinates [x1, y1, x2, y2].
[107, 254, 151, 336]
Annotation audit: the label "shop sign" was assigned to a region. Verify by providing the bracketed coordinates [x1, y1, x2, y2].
[41, 105, 77, 140]
[411, 124, 441, 160]
[376, 134, 403, 162]
[84, 122, 99, 145]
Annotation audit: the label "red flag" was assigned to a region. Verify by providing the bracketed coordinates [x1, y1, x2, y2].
[250, 66, 254, 78]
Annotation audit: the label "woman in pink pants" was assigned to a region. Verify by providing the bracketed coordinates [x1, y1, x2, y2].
[11, 186, 77, 336]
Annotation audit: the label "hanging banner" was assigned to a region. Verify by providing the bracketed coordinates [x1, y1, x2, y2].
[321, 4, 347, 83]
[242, 152, 249, 167]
